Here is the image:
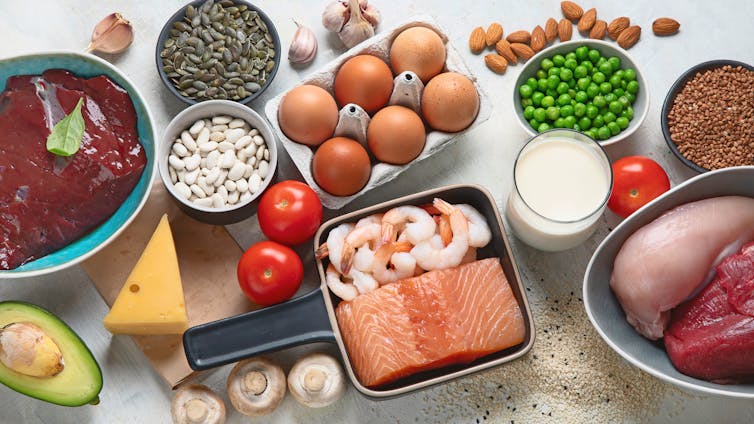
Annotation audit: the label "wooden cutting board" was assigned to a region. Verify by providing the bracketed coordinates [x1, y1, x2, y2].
[83, 183, 257, 388]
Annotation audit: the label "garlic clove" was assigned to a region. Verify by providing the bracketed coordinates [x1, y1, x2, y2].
[338, 0, 374, 48]
[288, 21, 318, 64]
[87, 13, 133, 54]
[360, 3, 381, 28]
[322, 1, 349, 33]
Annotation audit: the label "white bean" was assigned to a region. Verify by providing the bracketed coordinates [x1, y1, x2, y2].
[198, 177, 215, 195]
[255, 146, 265, 161]
[181, 130, 195, 145]
[217, 185, 229, 201]
[196, 127, 210, 145]
[210, 124, 228, 132]
[184, 168, 200, 185]
[189, 119, 205, 136]
[211, 193, 225, 208]
[243, 164, 254, 179]
[217, 141, 235, 152]
[243, 144, 257, 157]
[193, 197, 213, 207]
[172, 142, 189, 157]
[252, 135, 265, 146]
[184, 154, 201, 172]
[228, 118, 245, 129]
[240, 191, 253, 202]
[212, 115, 232, 125]
[263, 149, 269, 161]
[210, 131, 225, 142]
[257, 160, 269, 179]
[169, 167, 178, 184]
[249, 173, 262, 193]
[174, 181, 191, 199]
[228, 161, 246, 181]
[247, 156, 257, 167]
[190, 184, 206, 198]
[224, 128, 245, 144]
[205, 166, 221, 185]
[177, 170, 186, 183]
[234, 135, 252, 150]
[236, 178, 249, 193]
[249, 128, 259, 137]
[237, 150, 248, 163]
[228, 190, 240, 204]
[220, 150, 236, 168]
[168, 154, 185, 170]
[214, 169, 228, 187]
[224, 180, 237, 192]
[206, 150, 221, 169]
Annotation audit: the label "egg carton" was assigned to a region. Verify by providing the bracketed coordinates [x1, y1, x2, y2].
[264, 16, 492, 209]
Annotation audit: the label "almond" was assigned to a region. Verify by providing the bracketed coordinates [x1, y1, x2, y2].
[506, 30, 531, 44]
[561, 1, 583, 21]
[486, 22, 504, 46]
[484, 54, 508, 74]
[617, 25, 641, 49]
[495, 39, 518, 64]
[577, 8, 597, 33]
[545, 18, 558, 42]
[607, 16, 630, 41]
[469, 26, 486, 54]
[589, 20, 607, 39]
[652, 17, 680, 36]
[531, 25, 546, 52]
[558, 18, 573, 41]
[510, 43, 535, 62]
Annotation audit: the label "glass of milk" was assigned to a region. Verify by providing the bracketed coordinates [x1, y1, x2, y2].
[505, 129, 613, 251]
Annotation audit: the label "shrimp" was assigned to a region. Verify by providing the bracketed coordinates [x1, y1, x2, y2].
[372, 241, 416, 285]
[411, 198, 470, 271]
[315, 223, 354, 272]
[455, 204, 492, 247]
[340, 222, 382, 274]
[325, 264, 358, 301]
[348, 268, 379, 294]
[381, 206, 436, 245]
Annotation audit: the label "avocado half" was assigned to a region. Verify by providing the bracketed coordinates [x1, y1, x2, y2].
[0, 301, 103, 406]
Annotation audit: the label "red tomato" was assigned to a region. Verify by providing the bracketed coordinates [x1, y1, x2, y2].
[237, 241, 304, 306]
[258, 180, 323, 245]
[608, 156, 671, 218]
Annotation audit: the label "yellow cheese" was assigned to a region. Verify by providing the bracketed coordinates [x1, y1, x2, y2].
[103, 214, 188, 335]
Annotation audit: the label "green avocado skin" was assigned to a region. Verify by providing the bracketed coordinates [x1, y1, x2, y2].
[0, 301, 103, 407]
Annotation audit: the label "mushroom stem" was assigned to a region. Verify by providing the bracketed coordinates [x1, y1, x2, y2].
[185, 399, 209, 423]
[242, 371, 268, 396]
[288, 353, 346, 408]
[303, 368, 327, 392]
[171, 384, 226, 424]
[227, 357, 286, 417]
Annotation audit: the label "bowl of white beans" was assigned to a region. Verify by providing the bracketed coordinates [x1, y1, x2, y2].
[159, 100, 277, 224]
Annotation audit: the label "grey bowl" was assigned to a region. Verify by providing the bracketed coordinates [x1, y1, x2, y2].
[158, 100, 277, 225]
[583, 165, 754, 398]
[512, 39, 649, 146]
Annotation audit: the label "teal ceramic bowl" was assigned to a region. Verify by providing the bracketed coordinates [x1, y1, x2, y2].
[0, 52, 156, 278]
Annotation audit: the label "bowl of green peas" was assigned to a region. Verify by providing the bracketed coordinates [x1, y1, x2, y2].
[513, 40, 648, 146]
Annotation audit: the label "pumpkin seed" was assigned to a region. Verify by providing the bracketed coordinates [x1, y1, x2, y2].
[245, 82, 261, 92]
[179, 79, 194, 89]
[265, 60, 275, 72]
[164, 38, 175, 48]
[206, 87, 219, 97]
[225, 72, 240, 78]
[228, 77, 244, 85]
[237, 86, 247, 98]
[160, 45, 176, 58]
[222, 49, 233, 64]
[211, 21, 224, 32]
[192, 81, 208, 90]
[200, 0, 213, 13]
[186, 5, 197, 18]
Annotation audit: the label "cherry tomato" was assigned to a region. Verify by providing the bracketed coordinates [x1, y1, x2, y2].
[237, 241, 304, 306]
[258, 180, 323, 245]
[608, 156, 670, 218]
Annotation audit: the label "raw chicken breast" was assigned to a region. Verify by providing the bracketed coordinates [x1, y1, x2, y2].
[610, 196, 754, 340]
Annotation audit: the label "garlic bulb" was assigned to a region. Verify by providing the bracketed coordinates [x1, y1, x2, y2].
[288, 21, 317, 64]
[87, 13, 133, 54]
[322, 0, 380, 48]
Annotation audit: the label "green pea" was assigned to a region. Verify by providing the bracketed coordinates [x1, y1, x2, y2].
[547, 74, 561, 89]
[521, 98, 533, 107]
[586, 104, 599, 119]
[575, 46, 589, 61]
[546, 106, 560, 121]
[621, 80, 627, 89]
[567, 79, 577, 89]
[593, 95, 606, 108]
[618, 96, 631, 108]
[573, 124, 581, 132]
[604, 93, 616, 103]
[575, 91, 588, 103]
[616, 116, 629, 129]
[552, 54, 566, 67]
[588, 49, 601, 63]
[625, 92, 636, 103]
[526, 77, 538, 90]
[613, 88, 625, 98]
[561, 104, 574, 117]
[554, 117, 566, 128]
[520, 85, 533, 99]
[532, 91, 545, 106]
[599, 62, 613, 76]
[568, 89, 577, 99]
[541, 58, 554, 71]
[604, 111, 617, 123]
[538, 122, 551, 132]
[578, 116, 591, 130]
[581, 61, 593, 72]
[557, 93, 572, 106]
[584, 129, 597, 139]
[533, 107, 546, 122]
[557, 82, 570, 95]
[564, 58, 578, 70]
[596, 57, 607, 68]
[609, 100, 623, 114]
[538, 78, 548, 91]
[593, 72, 606, 84]
[541, 95, 555, 107]
[614, 69, 625, 80]
[593, 115, 605, 128]
[626, 80, 639, 94]
[536, 69, 548, 80]
[574, 65, 588, 79]
[597, 126, 611, 140]
[586, 84, 600, 99]
[599, 82, 612, 94]
[607, 121, 620, 136]
[564, 116, 577, 128]
[548, 67, 561, 77]
[565, 52, 576, 60]
[560, 68, 574, 81]
[624, 106, 634, 120]
[524, 105, 535, 120]
[624, 68, 636, 81]
[529, 118, 540, 129]
[546, 89, 558, 98]
[607, 56, 621, 71]
[609, 74, 622, 88]
[573, 102, 587, 117]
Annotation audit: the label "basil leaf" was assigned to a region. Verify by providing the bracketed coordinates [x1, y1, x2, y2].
[46, 97, 86, 157]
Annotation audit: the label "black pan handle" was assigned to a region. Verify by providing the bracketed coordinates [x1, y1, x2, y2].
[183, 288, 335, 370]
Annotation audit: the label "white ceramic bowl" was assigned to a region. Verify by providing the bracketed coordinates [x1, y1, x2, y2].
[158, 100, 277, 225]
[584, 166, 754, 398]
[512, 39, 649, 146]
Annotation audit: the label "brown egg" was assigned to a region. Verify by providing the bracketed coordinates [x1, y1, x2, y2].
[367, 106, 426, 165]
[421, 72, 479, 133]
[333, 55, 393, 114]
[278, 85, 338, 146]
[389, 27, 446, 83]
[312, 137, 371, 196]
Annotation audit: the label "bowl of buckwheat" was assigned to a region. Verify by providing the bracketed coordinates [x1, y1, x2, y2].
[661, 59, 754, 173]
[159, 100, 277, 224]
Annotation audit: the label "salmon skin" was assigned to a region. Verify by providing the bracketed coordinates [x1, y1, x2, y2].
[336, 258, 526, 388]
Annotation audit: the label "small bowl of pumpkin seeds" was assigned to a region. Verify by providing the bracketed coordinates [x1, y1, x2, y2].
[156, 0, 281, 105]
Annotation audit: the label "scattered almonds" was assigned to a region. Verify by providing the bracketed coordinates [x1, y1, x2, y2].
[577, 8, 597, 33]
[544, 17, 558, 42]
[469, 26, 486, 53]
[617, 25, 641, 49]
[531, 25, 546, 52]
[561, 1, 583, 21]
[486, 22, 504, 46]
[510, 43, 535, 61]
[558, 18, 573, 41]
[495, 39, 518, 64]
[652, 17, 680, 36]
[589, 19, 607, 39]
[607, 16, 630, 40]
[484, 54, 508, 74]
[506, 30, 531, 44]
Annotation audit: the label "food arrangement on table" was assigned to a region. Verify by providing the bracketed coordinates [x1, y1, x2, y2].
[0, 0, 753, 421]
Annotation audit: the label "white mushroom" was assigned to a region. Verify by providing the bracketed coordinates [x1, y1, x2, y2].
[226, 357, 286, 416]
[171, 384, 226, 424]
[287, 353, 346, 408]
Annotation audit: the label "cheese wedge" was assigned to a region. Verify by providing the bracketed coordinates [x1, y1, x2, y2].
[103, 214, 188, 335]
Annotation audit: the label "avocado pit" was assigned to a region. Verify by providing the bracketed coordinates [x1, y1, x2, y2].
[0, 322, 64, 378]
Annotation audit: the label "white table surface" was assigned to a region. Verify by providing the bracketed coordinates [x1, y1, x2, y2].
[1, 0, 753, 422]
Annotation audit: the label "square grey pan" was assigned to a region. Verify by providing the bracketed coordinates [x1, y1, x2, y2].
[183, 184, 535, 398]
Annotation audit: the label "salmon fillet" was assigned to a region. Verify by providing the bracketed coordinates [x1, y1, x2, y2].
[336, 258, 526, 388]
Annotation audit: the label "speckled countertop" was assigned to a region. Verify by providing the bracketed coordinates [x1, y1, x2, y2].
[1, 1, 753, 422]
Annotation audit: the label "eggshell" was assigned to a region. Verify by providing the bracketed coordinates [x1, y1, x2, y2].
[421, 72, 480, 133]
[278, 85, 338, 146]
[312, 137, 371, 196]
[389, 27, 446, 83]
[367, 106, 426, 165]
[333, 55, 394, 114]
